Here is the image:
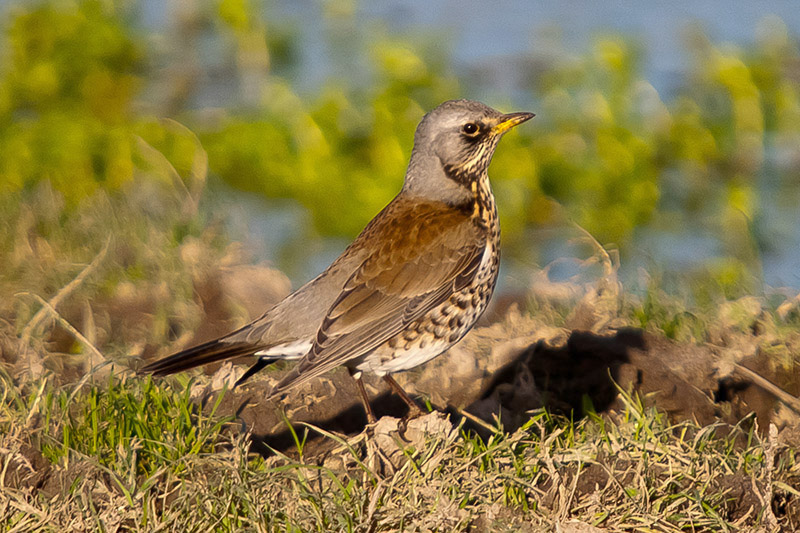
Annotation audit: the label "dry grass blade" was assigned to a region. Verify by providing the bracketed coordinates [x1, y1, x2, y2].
[457, 407, 499, 434]
[758, 423, 780, 532]
[134, 136, 191, 198]
[134, 119, 208, 219]
[22, 294, 107, 366]
[15, 239, 110, 379]
[17, 238, 110, 347]
[734, 363, 800, 414]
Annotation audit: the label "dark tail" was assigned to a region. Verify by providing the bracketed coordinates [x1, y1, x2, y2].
[140, 339, 265, 376]
[234, 356, 278, 387]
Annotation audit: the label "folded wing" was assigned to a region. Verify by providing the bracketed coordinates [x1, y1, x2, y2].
[270, 199, 485, 397]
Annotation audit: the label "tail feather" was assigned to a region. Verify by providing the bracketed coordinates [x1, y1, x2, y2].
[140, 339, 265, 376]
[234, 356, 278, 388]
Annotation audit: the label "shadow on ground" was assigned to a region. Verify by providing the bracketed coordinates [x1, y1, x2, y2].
[202, 325, 800, 459]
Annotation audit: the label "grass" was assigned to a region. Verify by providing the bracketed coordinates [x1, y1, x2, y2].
[1, 160, 799, 531]
[2, 367, 796, 531]
[37, 375, 230, 477]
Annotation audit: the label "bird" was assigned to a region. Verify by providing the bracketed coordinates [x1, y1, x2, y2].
[141, 99, 534, 422]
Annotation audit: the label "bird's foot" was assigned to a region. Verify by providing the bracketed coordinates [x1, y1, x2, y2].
[403, 403, 426, 421]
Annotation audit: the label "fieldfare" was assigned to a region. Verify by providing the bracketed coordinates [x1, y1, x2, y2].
[141, 99, 534, 422]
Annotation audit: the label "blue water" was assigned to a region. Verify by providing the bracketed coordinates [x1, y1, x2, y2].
[277, 0, 800, 99]
[133, 1, 800, 107]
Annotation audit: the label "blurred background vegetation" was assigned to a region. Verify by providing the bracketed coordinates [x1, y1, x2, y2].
[1, 0, 799, 318]
[5, 5, 800, 528]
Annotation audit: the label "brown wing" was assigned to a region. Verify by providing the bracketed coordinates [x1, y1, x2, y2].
[270, 198, 485, 397]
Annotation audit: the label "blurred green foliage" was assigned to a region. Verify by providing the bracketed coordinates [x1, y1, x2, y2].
[0, 0, 141, 198]
[0, 0, 798, 291]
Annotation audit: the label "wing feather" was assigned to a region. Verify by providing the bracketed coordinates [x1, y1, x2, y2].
[270, 199, 486, 397]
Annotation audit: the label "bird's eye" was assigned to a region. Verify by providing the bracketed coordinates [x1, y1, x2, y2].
[462, 122, 479, 135]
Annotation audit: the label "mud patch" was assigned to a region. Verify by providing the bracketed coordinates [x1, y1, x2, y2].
[712, 474, 765, 523]
[0, 434, 51, 492]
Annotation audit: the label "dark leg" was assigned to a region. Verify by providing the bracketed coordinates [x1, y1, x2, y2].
[383, 375, 424, 417]
[354, 375, 377, 424]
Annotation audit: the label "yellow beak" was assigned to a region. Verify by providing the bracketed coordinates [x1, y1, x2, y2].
[492, 111, 535, 135]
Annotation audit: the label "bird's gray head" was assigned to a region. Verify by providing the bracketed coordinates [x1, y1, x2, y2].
[404, 99, 534, 202]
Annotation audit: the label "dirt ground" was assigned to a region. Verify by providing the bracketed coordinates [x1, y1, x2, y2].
[5, 259, 800, 530]
[183, 319, 800, 455]
[139, 304, 800, 529]
[137, 263, 800, 522]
